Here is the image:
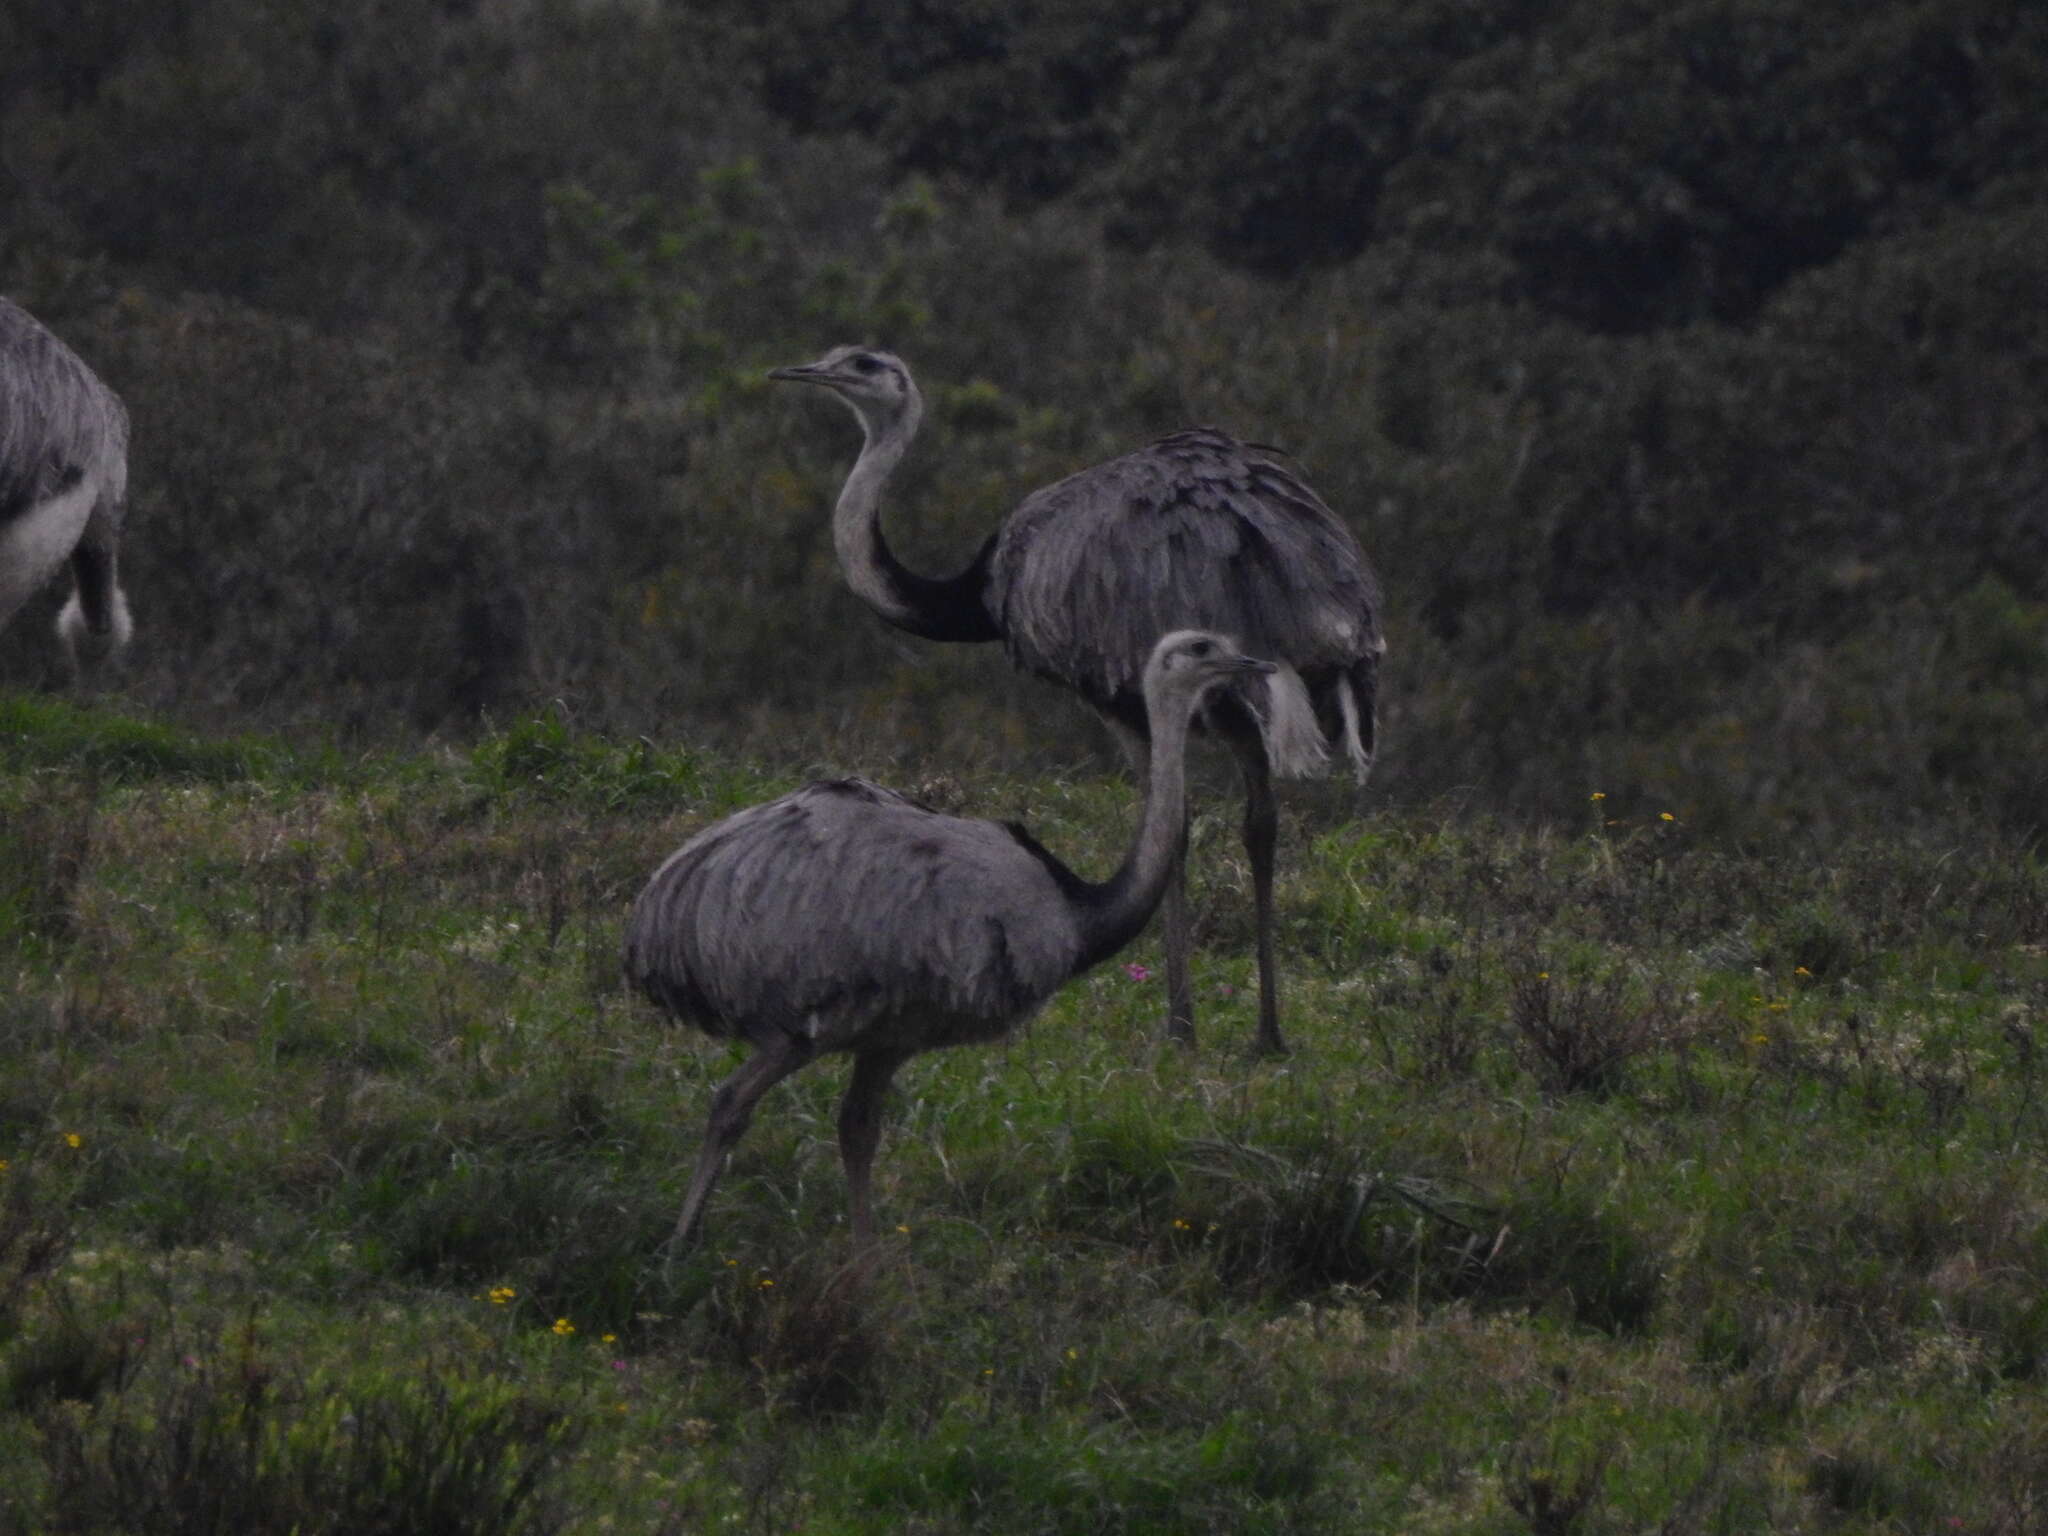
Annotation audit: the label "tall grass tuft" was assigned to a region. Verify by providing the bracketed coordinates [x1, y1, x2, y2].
[32, 1336, 584, 1536]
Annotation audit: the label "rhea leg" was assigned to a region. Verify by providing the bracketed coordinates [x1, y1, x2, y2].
[1228, 733, 1288, 1056]
[673, 1032, 815, 1246]
[837, 1048, 911, 1246]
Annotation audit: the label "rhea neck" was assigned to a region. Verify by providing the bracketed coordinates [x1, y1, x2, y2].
[831, 385, 1000, 643]
[1071, 676, 1204, 970]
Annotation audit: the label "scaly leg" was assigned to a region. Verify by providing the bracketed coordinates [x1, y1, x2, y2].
[837, 1049, 912, 1246]
[1230, 734, 1288, 1056]
[672, 1032, 815, 1246]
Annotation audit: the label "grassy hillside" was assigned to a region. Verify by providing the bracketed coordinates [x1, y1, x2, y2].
[5, 700, 2047, 1531]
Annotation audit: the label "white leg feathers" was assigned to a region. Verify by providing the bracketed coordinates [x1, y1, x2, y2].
[1255, 666, 1375, 785]
[1334, 674, 1372, 785]
[57, 582, 132, 672]
[1261, 663, 1331, 780]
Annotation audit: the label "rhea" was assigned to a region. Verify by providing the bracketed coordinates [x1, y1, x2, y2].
[624, 629, 1275, 1247]
[770, 345, 1383, 1055]
[0, 298, 133, 675]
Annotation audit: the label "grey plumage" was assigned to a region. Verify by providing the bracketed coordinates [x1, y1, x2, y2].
[0, 298, 133, 674]
[991, 426, 1383, 778]
[624, 629, 1275, 1248]
[628, 779, 1081, 1046]
[771, 346, 1385, 1054]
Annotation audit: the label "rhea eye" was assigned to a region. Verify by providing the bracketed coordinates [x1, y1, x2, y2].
[852, 354, 882, 375]
[1190, 640, 1214, 657]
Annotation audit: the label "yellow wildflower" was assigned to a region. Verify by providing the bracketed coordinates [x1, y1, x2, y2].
[552, 1318, 576, 1336]
[64, 1133, 82, 1149]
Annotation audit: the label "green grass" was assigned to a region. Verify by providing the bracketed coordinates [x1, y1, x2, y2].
[5, 700, 2048, 1532]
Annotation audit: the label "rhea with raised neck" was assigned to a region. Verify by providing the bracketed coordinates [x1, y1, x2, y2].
[768, 344, 999, 642]
[622, 628, 1276, 1247]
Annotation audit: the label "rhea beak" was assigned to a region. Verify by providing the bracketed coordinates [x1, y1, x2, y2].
[768, 362, 834, 385]
[1204, 655, 1277, 705]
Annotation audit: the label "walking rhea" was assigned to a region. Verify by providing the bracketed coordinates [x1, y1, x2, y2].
[771, 345, 1383, 1053]
[1, 298, 132, 677]
[624, 629, 1275, 1247]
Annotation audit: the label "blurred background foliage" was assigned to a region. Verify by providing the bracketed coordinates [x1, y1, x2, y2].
[1, 0, 2044, 837]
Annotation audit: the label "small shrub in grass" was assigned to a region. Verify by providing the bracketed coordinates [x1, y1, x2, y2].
[30, 1341, 583, 1536]
[0, 1160, 70, 1330]
[1507, 961, 1682, 1097]
[5, 1282, 142, 1415]
[1056, 1116, 1183, 1227]
[1172, 1139, 1497, 1302]
[1762, 900, 1861, 981]
[695, 1250, 889, 1418]
[1504, 1437, 1614, 1536]
[1484, 1182, 1662, 1335]
[1364, 944, 1490, 1086]
[0, 772, 96, 954]
[0, 1162, 124, 1414]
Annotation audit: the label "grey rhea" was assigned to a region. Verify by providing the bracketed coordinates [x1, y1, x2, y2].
[770, 345, 1384, 1054]
[623, 629, 1276, 1248]
[0, 298, 133, 675]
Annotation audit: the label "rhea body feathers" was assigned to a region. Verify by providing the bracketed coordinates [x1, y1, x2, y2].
[626, 777, 1091, 1054]
[0, 297, 133, 673]
[990, 424, 1383, 780]
[623, 629, 1275, 1247]
[770, 344, 1384, 1054]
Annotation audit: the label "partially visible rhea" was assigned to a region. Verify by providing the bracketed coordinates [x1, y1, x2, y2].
[0, 298, 132, 677]
[623, 629, 1276, 1247]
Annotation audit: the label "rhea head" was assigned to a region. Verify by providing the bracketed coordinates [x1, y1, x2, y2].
[769, 345, 922, 442]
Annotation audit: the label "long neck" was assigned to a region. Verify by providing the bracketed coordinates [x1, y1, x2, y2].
[831, 396, 1000, 643]
[1072, 688, 1199, 969]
